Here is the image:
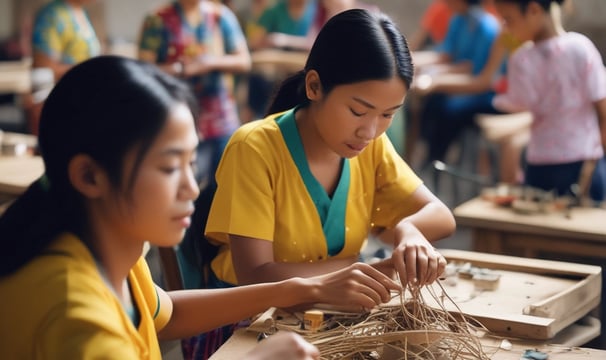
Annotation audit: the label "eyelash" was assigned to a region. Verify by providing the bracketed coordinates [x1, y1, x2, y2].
[350, 107, 395, 119]
[161, 160, 197, 174]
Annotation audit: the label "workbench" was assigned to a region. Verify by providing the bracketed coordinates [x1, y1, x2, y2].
[209, 250, 604, 359]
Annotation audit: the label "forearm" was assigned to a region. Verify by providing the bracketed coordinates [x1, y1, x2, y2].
[192, 52, 252, 75]
[158, 278, 313, 340]
[237, 256, 358, 285]
[376, 203, 455, 247]
[396, 202, 455, 242]
[33, 52, 71, 80]
[431, 73, 492, 94]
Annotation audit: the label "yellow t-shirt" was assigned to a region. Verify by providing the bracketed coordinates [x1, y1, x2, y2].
[0, 233, 168, 359]
[206, 109, 423, 285]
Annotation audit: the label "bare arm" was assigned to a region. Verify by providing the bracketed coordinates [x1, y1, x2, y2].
[428, 39, 507, 95]
[596, 98, 606, 152]
[231, 236, 359, 284]
[157, 264, 401, 340]
[33, 52, 72, 81]
[183, 41, 252, 76]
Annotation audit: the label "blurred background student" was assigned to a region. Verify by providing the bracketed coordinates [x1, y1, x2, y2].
[26, 0, 101, 135]
[138, 0, 251, 187]
[245, 0, 318, 120]
[493, 0, 606, 202]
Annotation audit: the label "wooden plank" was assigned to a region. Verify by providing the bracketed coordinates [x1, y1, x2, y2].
[434, 250, 602, 339]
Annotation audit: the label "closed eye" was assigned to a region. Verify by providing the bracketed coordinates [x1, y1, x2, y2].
[350, 107, 366, 117]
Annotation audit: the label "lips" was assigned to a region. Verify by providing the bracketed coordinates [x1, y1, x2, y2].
[347, 143, 369, 151]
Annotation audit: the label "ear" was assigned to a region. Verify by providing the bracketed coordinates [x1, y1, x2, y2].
[304, 70, 323, 101]
[68, 154, 109, 199]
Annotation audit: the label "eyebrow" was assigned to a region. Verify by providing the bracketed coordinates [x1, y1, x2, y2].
[352, 97, 404, 111]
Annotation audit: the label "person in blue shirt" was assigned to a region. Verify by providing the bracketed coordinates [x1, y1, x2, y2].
[417, 0, 501, 166]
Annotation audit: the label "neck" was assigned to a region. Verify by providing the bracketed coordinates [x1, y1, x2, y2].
[295, 107, 341, 164]
[535, 3, 566, 42]
[86, 218, 144, 297]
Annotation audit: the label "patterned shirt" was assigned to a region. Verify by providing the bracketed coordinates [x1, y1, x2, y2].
[139, 1, 246, 139]
[493, 32, 606, 164]
[32, 0, 100, 65]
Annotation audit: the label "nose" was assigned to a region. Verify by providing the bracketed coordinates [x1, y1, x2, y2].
[180, 165, 200, 200]
[355, 116, 378, 140]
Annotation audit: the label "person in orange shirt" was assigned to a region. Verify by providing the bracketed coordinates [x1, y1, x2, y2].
[409, 0, 453, 51]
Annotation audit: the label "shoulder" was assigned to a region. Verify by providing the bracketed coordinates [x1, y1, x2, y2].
[562, 32, 601, 57]
[229, 115, 281, 148]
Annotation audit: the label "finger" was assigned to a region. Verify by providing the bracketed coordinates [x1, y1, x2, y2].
[437, 254, 447, 279]
[405, 247, 418, 286]
[392, 248, 408, 285]
[363, 261, 403, 293]
[354, 265, 399, 303]
[415, 250, 430, 285]
[420, 253, 436, 285]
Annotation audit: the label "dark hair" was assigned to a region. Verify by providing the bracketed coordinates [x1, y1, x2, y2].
[495, 0, 565, 11]
[266, 9, 414, 115]
[0, 55, 197, 275]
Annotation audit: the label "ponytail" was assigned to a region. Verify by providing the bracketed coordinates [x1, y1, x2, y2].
[265, 70, 309, 116]
[0, 175, 85, 275]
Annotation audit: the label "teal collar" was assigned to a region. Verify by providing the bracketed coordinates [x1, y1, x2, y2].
[276, 109, 349, 256]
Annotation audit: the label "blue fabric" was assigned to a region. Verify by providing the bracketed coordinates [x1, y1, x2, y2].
[524, 157, 606, 202]
[258, 0, 317, 36]
[421, 92, 501, 162]
[440, 6, 500, 75]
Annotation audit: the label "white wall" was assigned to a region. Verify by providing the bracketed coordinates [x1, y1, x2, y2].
[0, 0, 13, 39]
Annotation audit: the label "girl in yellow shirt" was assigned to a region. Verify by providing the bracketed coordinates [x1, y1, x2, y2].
[207, 9, 455, 288]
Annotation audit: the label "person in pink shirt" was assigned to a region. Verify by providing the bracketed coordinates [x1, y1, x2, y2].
[493, 0, 606, 202]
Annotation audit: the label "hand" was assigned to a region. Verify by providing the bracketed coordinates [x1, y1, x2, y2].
[391, 223, 447, 287]
[309, 262, 401, 311]
[246, 331, 319, 360]
[264, 32, 288, 49]
[182, 56, 214, 77]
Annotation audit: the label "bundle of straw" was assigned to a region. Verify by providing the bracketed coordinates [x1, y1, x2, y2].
[274, 282, 493, 360]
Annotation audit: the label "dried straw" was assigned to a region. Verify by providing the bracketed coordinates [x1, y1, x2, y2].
[274, 281, 494, 360]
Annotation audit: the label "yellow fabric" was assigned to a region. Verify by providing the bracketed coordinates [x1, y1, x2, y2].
[0, 233, 166, 359]
[206, 111, 423, 285]
[499, 31, 523, 54]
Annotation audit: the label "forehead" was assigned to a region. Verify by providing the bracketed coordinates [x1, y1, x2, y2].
[330, 77, 407, 107]
[147, 103, 198, 152]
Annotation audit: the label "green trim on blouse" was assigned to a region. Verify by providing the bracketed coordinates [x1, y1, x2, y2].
[276, 108, 350, 256]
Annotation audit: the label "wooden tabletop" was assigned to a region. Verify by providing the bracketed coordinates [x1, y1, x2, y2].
[210, 327, 606, 360]
[454, 197, 606, 242]
[0, 60, 31, 94]
[0, 155, 44, 195]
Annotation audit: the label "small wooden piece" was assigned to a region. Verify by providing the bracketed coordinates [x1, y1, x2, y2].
[473, 273, 501, 291]
[304, 310, 324, 332]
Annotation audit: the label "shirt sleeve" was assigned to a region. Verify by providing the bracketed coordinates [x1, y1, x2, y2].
[32, 7, 62, 59]
[219, 5, 247, 53]
[257, 7, 277, 33]
[370, 135, 423, 229]
[138, 14, 164, 56]
[206, 139, 276, 243]
[439, 15, 460, 57]
[581, 37, 606, 102]
[493, 50, 534, 113]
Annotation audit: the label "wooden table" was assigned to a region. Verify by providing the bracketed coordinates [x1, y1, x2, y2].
[454, 197, 606, 348]
[0, 60, 31, 95]
[210, 327, 606, 360]
[0, 155, 44, 196]
[453, 197, 606, 258]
